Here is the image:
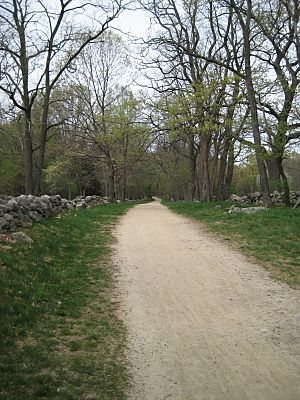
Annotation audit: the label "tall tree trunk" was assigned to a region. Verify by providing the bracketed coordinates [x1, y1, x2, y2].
[18, 10, 34, 194]
[107, 158, 116, 201]
[33, 91, 50, 194]
[186, 137, 197, 200]
[121, 167, 127, 202]
[24, 115, 34, 194]
[238, 1, 271, 206]
[198, 134, 212, 201]
[216, 137, 230, 200]
[216, 77, 239, 200]
[223, 142, 234, 200]
[210, 137, 220, 197]
[266, 157, 281, 192]
[278, 162, 290, 206]
[121, 135, 128, 202]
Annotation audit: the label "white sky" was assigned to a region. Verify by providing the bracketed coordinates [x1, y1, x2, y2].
[113, 8, 152, 38]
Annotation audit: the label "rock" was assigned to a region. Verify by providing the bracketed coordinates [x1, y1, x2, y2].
[27, 211, 42, 221]
[40, 194, 50, 203]
[229, 206, 242, 214]
[3, 213, 14, 222]
[11, 231, 34, 244]
[229, 206, 267, 214]
[240, 207, 267, 214]
[6, 199, 18, 211]
[214, 205, 222, 210]
[0, 195, 12, 204]
[293, 198, 300, 209]
[0, 217, 8, 229]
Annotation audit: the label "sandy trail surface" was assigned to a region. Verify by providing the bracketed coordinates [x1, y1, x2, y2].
[113, 199, 300, 400]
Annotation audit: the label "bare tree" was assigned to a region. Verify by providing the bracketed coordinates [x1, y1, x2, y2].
[64, 33, 151, 200]
[0, 0, 127, 194]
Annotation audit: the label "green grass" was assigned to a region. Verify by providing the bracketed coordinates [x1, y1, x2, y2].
[163, 200, 300, 288]
[0, 202, 135, 400]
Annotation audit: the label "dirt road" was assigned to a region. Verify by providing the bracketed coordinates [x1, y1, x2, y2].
[114, 199, 300, 400]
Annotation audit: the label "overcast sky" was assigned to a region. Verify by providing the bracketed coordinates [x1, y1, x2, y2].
[113, 7, 152, 38]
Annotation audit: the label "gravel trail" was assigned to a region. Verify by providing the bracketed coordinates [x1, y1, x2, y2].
[113, 199, 300, 400]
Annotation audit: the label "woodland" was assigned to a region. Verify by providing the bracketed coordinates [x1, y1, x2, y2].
[0, 0, 300, 206]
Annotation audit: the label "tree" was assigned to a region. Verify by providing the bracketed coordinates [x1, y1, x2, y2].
[62, 33, 152, 200]
[0, 0, 126, 194]
[251, 0, 300, 204]
[141, 0, 245, 201]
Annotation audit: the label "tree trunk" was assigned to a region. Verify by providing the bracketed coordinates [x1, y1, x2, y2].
[24, 116, 34, 194]
[223, 142, 234, 200]
[240, 2, 271, 206]
[216, 77, 239, 200]
[216, 137, 230, 200]
[107, 158, 116, 201]
[210, 148, 219, 198]
[33, 101, 49, 194]
[18, 13, 34, 194]
[121, 167, 127, 202]
[266, 157, 281, 192]
[198, 134, 212, 201]
[186, 137, 197, 200]
[278, 162, 290, 206]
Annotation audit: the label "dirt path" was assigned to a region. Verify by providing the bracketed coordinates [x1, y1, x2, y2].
[113, 199, 300, 400]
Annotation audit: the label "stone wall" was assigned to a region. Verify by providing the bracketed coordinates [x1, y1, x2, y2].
[229, 191, 300, 206]
[0, 194, 108, 232]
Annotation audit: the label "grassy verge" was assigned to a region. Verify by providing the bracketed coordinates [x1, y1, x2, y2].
[0, 202, 135, 400]
[163, 200, 300, 288]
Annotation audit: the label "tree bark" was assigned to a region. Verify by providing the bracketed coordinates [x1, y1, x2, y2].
[223, 141, 234, 200]
[198, 134, 212, 201]
[107, 157, 116, 201]
[266, 157, 281, 192]
[24, 115, 34, 194]
[186, 137, 197, 200]
[216, 137, 230, 200]
[278, 162, 290, 206]
[121, 167, 127, 202]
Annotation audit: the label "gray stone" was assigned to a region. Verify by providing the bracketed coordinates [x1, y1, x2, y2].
[0, 217, 8, 229]
[229, 206, 267, 214]
[4, 213, 14, 222]
[41, 194, 50, 203]
[229, 206, 242, 214]
[11, 231, 34, 244]
[0, 205, 8, 213]
[240, 207, 267, 214]
[7, 199, 18, 210]
[0, 195, 12, 204]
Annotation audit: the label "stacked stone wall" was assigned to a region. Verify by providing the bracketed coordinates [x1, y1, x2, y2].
[0, 194, 107, 232]
[229, 191, 300, 206]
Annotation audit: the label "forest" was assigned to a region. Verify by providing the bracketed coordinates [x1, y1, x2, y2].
[0, 0, 300, 206]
